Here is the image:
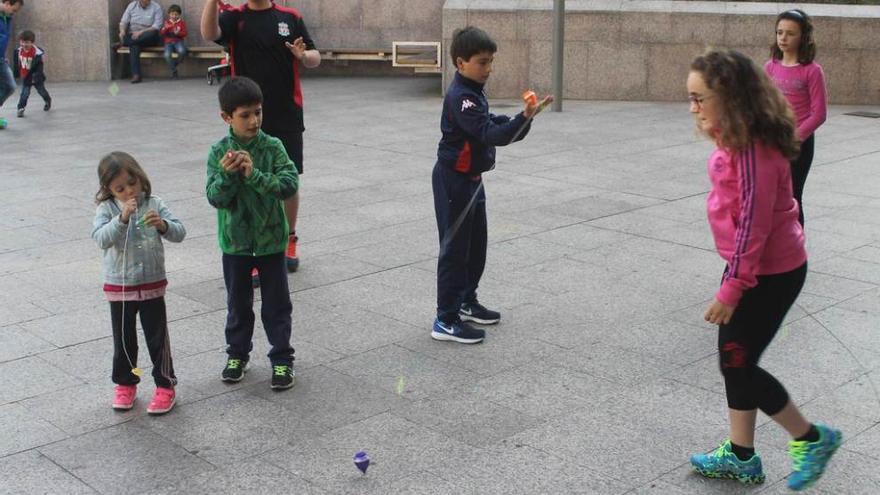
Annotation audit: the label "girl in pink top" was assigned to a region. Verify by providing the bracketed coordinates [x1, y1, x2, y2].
[686, 49, 840, 491]
[764, 9, 827, 226]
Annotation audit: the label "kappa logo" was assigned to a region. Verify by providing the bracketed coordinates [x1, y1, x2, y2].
[278, 22, 290, 37]
[461, 99, 476, 112]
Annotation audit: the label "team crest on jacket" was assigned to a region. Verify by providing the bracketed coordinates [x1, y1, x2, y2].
[461, 98, 476, 112]
[278, 22, 290, 36]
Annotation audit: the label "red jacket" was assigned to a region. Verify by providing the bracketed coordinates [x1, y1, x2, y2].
[160, 18, 187, 44]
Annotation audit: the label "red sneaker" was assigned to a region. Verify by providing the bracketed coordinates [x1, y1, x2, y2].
[112, 384, 137, 410]
[147, 387, 176, 415]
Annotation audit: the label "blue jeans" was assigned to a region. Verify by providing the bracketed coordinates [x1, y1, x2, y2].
[18, 82, 51, 110]
[0, 58, 16, 108]
[163, 41, 187, 71]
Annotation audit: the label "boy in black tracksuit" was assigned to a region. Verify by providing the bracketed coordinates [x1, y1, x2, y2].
[12, 30, 50, 118]
[431, 26, 549, 344]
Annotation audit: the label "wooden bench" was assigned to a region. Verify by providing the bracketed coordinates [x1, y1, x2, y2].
[114, 43, 442, 80]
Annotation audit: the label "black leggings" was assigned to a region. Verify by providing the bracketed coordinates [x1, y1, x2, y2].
[791, 135, 815, 226]
[110, 297, 176, 388]
[718, 263, 806, 415]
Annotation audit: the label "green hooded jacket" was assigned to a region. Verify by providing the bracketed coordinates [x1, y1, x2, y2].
[206, 129, 299, 256]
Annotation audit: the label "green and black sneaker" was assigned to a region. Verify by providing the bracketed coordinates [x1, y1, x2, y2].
[270, 364, 295, 390]
[221, 358, 248, 382]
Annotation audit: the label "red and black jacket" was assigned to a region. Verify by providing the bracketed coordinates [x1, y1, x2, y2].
[436, 72, 530, 176]
[13, 46, 46, 86]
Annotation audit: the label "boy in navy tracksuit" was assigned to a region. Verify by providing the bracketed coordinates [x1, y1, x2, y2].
[431, 26, 549, 344]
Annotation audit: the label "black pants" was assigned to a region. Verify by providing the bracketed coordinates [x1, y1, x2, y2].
[17, 82, 50, 110]
[122, 30, 161, 77]
[432, 163, 487, 323]
[223, 252, 294, 365]
[718, 263, 807, 415]
[791, 135, 815, 226]
[110, 297, 176, 388]
[266, 127, 304, 174]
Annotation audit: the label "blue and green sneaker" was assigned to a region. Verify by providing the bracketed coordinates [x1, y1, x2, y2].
[690, 440, 766, 484]
[0, 118, 7, 130]
[787, 423, 842, 491]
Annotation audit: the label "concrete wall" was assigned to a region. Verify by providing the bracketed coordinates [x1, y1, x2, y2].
[13, 0, 112, 81]
[10, 0, 446, 81]
[443, 0, 880, 104]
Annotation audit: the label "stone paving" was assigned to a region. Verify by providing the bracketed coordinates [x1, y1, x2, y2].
[1, 76, 879, 494]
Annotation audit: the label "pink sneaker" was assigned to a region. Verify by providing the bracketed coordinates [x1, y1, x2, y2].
[147, 387, 176, 415]
[112, 384, 137, 410]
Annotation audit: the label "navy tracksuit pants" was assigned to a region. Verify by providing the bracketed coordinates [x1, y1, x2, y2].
[222, 252, 294, 365]
[432, 163, 487, 324]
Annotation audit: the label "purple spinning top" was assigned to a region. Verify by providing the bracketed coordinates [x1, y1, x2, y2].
[353, 450, 370, 474]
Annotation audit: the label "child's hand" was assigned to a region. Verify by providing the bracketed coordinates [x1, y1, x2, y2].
[221, 150, 241, 174]
[238, 151, 254, 178]
[524, 95, 553, 119]
[285, 37, 306, 60]
[704, 298, 735, 325]
[141, 209, 167, 233]
[120, 198, 138, 223]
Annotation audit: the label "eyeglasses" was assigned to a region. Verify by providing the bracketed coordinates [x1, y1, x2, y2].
[688, 94, 714, 108]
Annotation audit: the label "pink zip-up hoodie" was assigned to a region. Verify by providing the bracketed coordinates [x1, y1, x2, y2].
[707, 141, 807, 306]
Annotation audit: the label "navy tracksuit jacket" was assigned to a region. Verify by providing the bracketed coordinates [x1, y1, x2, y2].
[433, 72, 531, 323]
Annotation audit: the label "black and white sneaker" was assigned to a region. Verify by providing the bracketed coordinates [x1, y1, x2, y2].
[270, 364, 296, 390]
[431, 318, 485, 344]
[221, 358, 248, 382]
[459, 302, 501, 325]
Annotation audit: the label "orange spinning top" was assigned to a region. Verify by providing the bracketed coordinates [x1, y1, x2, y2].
[522, 90, 538, 106]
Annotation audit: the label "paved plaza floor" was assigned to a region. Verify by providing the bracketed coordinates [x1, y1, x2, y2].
[1, 76, 879, 494]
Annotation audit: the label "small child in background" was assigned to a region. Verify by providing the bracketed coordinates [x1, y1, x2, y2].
[686, 49, 840, 491]
[92, 152, 186, 415]
[207, 76, 299, 389]
[13, 30, 50, 118]
[160, 4, 188, 78]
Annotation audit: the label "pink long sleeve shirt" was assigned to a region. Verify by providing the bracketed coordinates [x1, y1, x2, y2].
[707, 142, 807, 306]
[764, 59, 827, 140]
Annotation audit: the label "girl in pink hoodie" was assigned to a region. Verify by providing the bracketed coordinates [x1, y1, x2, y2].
[686, 49, 840, 492]
[765, 9, 827, 226]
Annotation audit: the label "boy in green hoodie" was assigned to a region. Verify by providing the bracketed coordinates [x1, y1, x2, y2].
[206, 76, 299, 390]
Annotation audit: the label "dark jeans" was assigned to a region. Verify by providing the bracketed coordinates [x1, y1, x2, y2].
[163, 41, 187, 71]
[110, 297, 176, 388]
[432, 163, 487, 323]
[718, 263, 807, 415]
[17, 82, 51, 110]
[222, 252, 294, 365]
[123, 30, 161, 77]
[791, 135, 815, 226]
